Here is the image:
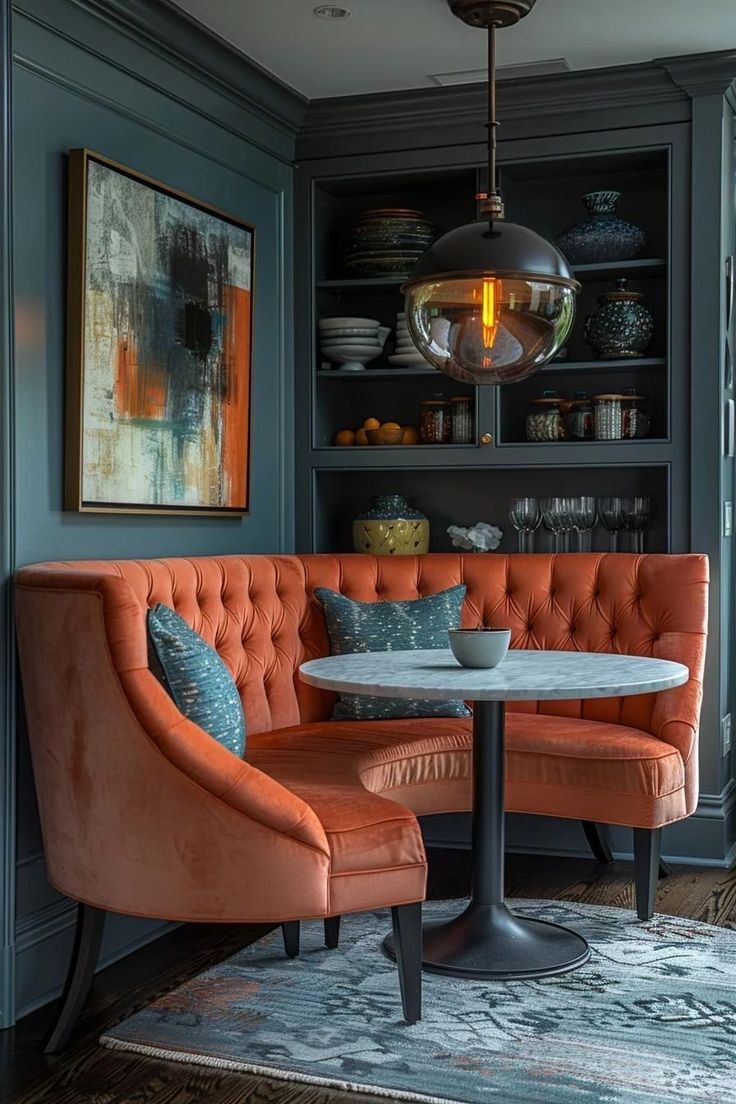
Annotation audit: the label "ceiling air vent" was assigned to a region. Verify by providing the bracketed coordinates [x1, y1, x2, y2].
[313, 5, 353, 18]
[431, 57, 570, 85]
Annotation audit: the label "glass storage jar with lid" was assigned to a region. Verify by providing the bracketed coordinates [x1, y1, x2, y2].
[420, 395, 452, 443]
[565, 390, 594, 440]
[526, 390, 566, 442]
[593, 394, 625, 440]
[621, 388, 651, 439]
[450, 396, 474, 444]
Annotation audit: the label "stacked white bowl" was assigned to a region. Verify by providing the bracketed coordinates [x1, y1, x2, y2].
[318, 317, 389, 372]
[388, 312, 433, 368]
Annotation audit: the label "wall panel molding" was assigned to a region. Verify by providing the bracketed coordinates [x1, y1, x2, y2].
[0, 0, 17, 1031]
[70, 0, 306, 137]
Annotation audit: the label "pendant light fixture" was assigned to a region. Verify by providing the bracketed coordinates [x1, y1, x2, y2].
[402, 0, 580, 385]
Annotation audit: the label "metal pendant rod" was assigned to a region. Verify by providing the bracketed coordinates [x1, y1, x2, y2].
[488, 24, 497, 200]
[484, 23, 504, 225]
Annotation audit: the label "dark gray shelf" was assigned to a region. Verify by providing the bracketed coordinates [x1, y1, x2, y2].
[317, 358, 666, 380]
[312, 440, 675, 469]
[316, 276, 404, 291]
[572, 258, 667, 279]
[317, 366, 438, 379]
[541, 356, 666, 374]
[315, 259, 667, 293]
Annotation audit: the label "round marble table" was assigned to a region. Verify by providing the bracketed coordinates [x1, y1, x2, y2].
[299, 648, 689, 981]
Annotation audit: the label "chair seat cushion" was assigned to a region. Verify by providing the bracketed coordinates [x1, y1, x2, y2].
[248, 710, 686, 832]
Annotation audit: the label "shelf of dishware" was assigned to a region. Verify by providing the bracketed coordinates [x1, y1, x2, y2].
[312, 465, 670, 554]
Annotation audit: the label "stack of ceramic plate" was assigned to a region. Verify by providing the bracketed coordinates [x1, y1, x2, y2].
[388, 312, 434, 368]
[344, 208, 435, 278]
[318, 317, 389, 372]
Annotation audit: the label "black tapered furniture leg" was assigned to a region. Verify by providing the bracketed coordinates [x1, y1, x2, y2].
[282, 921, 300, 958]
[391, 902, 422, 1024]
[324, 915, 340, 949]
[633, 828, 662, 920]
[44, 903, 105, 1054]
[581, 821, 613, 864]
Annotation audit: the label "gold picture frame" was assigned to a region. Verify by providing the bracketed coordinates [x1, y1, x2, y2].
[65, 148, 255, 516]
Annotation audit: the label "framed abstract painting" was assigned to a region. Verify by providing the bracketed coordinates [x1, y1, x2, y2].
[65, 148, 254, 515]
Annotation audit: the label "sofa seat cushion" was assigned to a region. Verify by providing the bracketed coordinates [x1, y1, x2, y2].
[248, 711, 686, 832]
[246, 736, 426, 879]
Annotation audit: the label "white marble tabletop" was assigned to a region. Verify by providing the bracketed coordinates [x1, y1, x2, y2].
[299, 648, 689, 701]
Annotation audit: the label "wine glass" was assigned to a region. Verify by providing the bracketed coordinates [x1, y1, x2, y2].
[508, 497, 541, 552]
[621, 496, 651, 553]
[598, 496, 624, 551]
[541, 496, 573, 552]
[570, 496, 597, 552]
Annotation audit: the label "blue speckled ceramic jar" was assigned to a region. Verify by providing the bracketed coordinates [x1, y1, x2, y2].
[556, 191, 647, 265]
[352, 494, 430, 554]
[584, 279, 654, 360]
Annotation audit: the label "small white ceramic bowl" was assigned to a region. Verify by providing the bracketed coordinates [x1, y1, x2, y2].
[322, 343, 383, 371]
[448, 628, 511, 669]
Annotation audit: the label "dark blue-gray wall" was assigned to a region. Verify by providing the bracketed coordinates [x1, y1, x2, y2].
[3, 0, 304, 1024]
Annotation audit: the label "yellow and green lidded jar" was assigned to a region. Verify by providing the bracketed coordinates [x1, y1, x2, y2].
[352, 494, 430, 555]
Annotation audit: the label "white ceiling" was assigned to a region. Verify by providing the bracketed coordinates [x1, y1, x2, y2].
[172, 0, 736, 100]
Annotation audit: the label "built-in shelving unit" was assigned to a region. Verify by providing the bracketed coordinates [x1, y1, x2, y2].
[297, 134, 688, 559]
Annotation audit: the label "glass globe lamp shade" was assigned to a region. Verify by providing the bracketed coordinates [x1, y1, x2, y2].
[402, 219, 580, 385]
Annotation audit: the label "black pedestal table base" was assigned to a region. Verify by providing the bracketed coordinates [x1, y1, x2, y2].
[385, 699, 590, 980]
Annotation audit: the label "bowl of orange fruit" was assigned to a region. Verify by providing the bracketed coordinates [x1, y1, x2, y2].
[334, 418, 420, 447]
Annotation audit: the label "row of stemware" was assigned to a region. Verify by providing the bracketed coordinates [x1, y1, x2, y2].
[508, 496, 651, 553]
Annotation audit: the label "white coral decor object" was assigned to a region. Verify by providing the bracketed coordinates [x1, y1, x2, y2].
[447, 522, 503, 552]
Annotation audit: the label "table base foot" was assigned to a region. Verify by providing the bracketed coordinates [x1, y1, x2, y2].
[383, 901, 590, 980]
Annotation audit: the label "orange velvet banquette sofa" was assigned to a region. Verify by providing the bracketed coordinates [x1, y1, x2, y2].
[15, 551, 708, 1043]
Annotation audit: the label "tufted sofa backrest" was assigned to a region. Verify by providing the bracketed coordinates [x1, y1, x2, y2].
[16, 552, 708, 739]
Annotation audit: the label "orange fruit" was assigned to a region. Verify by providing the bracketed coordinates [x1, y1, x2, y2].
[355, 428, 369, 446]
[363, 416, 381, 430]
[381, 421, 401, 430]
[401, 425, 420, 445]
[333, 429, 355, 447]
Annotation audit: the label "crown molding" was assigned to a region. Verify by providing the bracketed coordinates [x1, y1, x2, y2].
[297, 60, 690, 159]
[659, 49, 736, 99]
[61, 0, 308, 140]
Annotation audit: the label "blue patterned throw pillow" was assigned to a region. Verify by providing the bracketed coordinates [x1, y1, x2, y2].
[147, 603, 245, 757]
[315, 585, 470, 721]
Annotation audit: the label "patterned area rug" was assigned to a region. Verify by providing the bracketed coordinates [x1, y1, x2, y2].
[101, 899, 736, 1104]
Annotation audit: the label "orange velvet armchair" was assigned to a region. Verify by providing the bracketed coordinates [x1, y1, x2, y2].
[15, 552, 708, 1050]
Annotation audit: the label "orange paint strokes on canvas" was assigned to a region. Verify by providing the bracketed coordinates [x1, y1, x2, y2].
[114, 336, 167, 421]
[221, 285, 251, 508]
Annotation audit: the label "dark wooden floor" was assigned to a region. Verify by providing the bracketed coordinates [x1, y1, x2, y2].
[4, 848, 736, 1104]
